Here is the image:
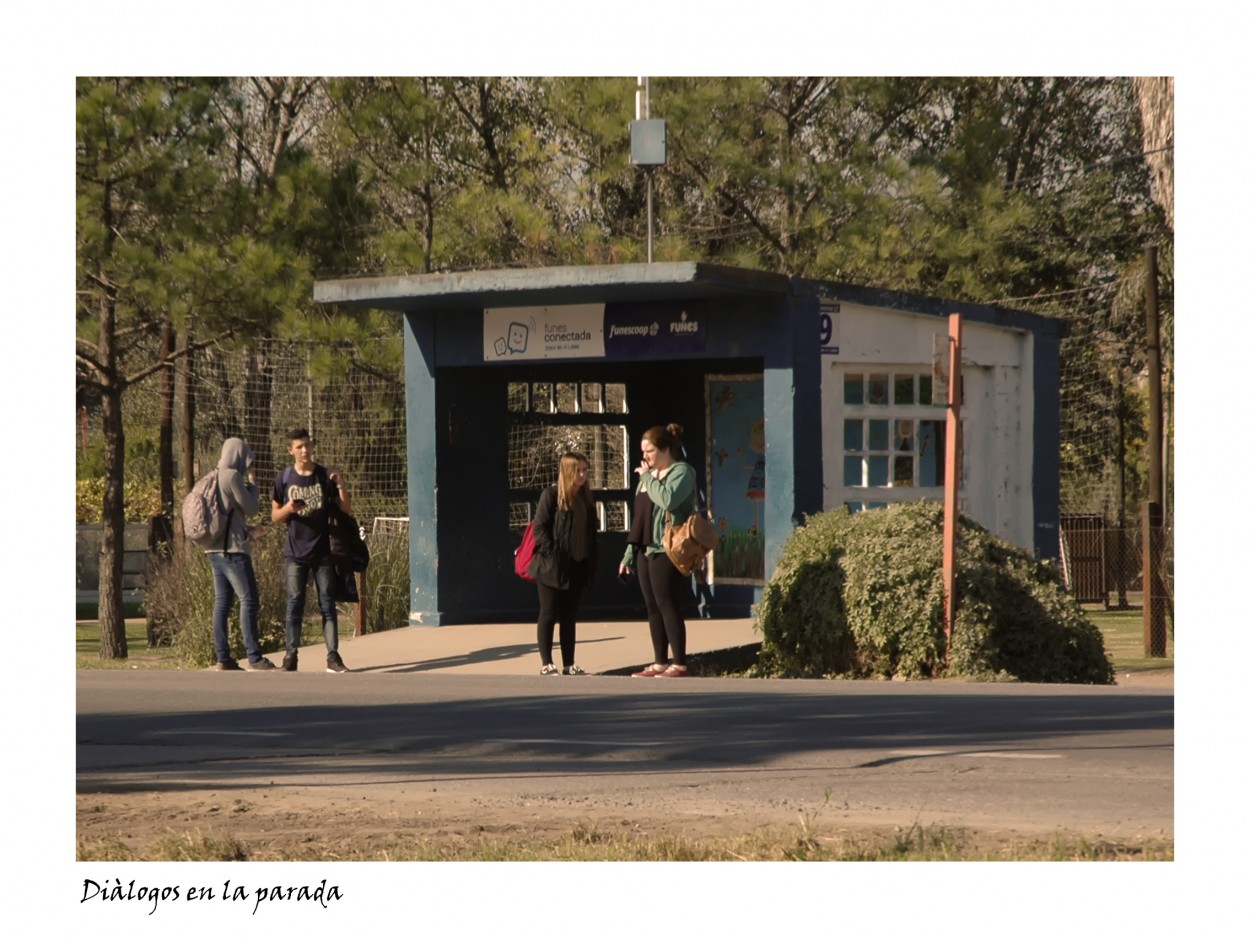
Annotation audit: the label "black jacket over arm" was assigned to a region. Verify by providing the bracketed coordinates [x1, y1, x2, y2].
[526, 485, 598, 590]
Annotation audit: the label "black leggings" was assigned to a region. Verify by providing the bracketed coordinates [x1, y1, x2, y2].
[637, 551, 687, 665]
[536, 562, 589, 667]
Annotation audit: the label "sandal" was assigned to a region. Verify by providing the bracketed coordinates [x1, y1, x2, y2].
[632, 663, 668, 677]
[656, 664, 689, 677]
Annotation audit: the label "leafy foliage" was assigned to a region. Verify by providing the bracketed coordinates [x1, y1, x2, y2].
[755, 502, 1113, 683]
[76, 478, 162, 524]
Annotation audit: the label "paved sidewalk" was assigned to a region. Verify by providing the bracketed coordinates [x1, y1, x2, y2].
[271, 617, 762, 676]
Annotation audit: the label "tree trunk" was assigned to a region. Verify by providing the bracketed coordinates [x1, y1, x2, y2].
[98, 292, 129, 660]
[1133, 77, 1174, 231]
[159, 319, 175, 516]
[181, 324, 196, 493]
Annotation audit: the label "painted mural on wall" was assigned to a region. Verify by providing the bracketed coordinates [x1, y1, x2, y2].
[706, 375, 766, 583]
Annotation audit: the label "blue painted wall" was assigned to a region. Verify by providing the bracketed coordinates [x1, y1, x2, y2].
[403, 293, 803, 624]
[317, 265, 1063, 625]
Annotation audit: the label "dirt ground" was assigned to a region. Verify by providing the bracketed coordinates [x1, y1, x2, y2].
[79, 786, 1134, 861]
[77, 669, 1174, 861]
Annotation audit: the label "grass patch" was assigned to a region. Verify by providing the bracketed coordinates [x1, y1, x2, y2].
[1085, 608, 1174, 675]
[75, 619, 182, 669]
[75, 822, 1174, 862]
[77, 829, 248, 861]
[75, 618, 356, 670]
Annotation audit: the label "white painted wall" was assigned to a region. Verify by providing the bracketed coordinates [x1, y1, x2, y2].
[820, 302, 1036, 551]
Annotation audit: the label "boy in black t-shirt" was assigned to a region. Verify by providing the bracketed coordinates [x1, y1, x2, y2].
[271, 428, 353, 673]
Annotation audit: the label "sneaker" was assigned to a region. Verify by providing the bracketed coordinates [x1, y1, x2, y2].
[215, 659, 242, 671]
[280, 654, 298, 672]
[326, 653, 349, 673]
[247, 657, 276, 671]
[540, 663, 560, 676]
[632, 663, 668, 678]
[655, 664, 690, 678]
[563, 664, 587, 675]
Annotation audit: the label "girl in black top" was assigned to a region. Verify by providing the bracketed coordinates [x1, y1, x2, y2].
[526, 452, 598, 675]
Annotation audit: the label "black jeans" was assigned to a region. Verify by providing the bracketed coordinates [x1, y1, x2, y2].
[637, 550, 686, 665]
[536, 559, 590, 667]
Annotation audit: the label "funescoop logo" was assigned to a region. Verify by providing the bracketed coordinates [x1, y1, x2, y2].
[608, 322, 658, 339]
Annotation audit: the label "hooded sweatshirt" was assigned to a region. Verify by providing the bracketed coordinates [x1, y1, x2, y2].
[208, 437, 260, 555]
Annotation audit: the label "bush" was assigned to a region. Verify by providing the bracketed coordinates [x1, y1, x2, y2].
[359, 529, 411, 633]
[76, 477, 164, 523]
[755, 501, 1113, 684]
[144, 522, 410, 666]
[146, 534, 290, 667]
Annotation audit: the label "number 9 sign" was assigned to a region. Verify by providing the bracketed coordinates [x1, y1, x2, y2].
[819, 304, 840, 354]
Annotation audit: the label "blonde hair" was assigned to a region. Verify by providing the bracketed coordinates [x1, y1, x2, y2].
[557, 452, 593, 511]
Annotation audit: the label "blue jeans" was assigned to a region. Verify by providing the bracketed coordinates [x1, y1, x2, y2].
[208, 552, 263, 664]
[284, 558, 339, 657]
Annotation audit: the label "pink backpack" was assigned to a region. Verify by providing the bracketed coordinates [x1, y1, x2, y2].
[514, 521, 537, 580]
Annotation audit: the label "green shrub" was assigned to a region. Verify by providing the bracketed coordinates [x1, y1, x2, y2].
[360, 530, 411, 633]
[143, 521, 411, 665]
[76, 477, 164, 523]
[755, 501, 1113, 684]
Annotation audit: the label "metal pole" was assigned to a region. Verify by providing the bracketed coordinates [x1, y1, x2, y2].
[646, 169, 654, 263]
[641, 77, 654, 263]
[942, 313, 963, 667]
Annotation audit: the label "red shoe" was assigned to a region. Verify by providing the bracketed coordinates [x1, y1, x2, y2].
[655, 664, 689, 677]
[632, 663, 667, 677]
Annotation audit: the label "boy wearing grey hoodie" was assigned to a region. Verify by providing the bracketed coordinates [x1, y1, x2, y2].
[206, 437, 275, 671]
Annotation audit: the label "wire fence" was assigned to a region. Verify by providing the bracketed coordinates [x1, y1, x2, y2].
[79, 335, 409, 527]
[81, 324, 1173, 612]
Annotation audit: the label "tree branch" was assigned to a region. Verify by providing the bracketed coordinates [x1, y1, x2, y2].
[122, 331, 234, 387]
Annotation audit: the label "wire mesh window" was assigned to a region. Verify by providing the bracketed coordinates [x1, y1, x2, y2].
[507, 381, 631, 531]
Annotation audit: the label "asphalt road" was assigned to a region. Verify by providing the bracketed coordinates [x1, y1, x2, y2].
[76, 670, 1173, 839]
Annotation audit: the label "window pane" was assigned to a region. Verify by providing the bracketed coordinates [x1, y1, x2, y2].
[894, 375, 914, 405]
[507, 383, 528, 412]
[895, 419, 914, 451]
[868, 455, 888, 486]
[918, 420, 945, 486]
[844, 373, 863, 404]
[868, 419, 889, 451]
[600, 499, 629, 532]
[605, 383, 628, 414]
[845, 501, 864, 514]
[508, 423, 628, 489]
[867, 374, 888, 405]
[843, 455, 863, 486]
[894, 456, 913, 487]
[532, 382, 554, 414]
[555, 383, 579, 414]
[843, 419, 863, 451]
[580, 383, 603, 414]
[919, 375, 933, 406]
[509, 501, 533, 530]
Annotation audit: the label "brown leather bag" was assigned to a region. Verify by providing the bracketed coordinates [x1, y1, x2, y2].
[663, 510, 719, 576]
